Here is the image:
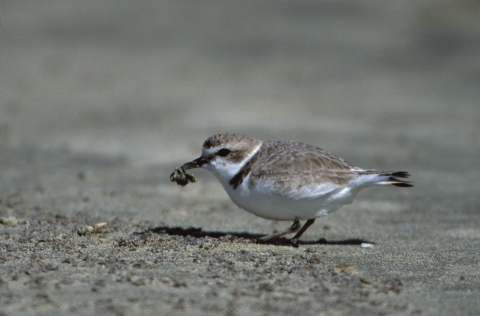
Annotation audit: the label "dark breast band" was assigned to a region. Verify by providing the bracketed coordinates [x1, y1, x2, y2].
[229, 147, 261, 189]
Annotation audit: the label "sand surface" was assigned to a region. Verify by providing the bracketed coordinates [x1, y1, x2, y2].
[1, 1, 480, 315]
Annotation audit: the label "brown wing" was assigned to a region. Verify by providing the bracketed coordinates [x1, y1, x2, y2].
[248, 141, 360, 199]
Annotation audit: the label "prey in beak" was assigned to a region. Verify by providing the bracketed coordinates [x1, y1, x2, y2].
[170, 157, 207, 186]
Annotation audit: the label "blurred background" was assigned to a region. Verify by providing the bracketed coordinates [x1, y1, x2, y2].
[1, 0, 479, 186]
[2, 3, 480, 314]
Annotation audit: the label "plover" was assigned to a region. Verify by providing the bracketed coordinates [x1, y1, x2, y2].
[171, 133, 412, 245]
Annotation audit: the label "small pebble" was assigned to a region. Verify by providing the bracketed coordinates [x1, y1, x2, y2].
[0, 216, 19, 226]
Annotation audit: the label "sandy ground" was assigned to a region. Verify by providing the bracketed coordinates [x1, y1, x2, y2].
[1, 1, 480, 315]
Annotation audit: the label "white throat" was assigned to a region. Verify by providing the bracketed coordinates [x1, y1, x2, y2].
[203, 142, 262, 187]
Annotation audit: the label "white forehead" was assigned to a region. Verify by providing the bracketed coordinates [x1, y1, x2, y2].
[201, 146, 217, 157]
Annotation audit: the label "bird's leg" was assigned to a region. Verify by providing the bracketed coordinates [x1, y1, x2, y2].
[257, 218, 301, 242]
[290, 219, 315, 245]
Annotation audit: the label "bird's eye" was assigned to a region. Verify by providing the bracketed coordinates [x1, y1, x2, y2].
[217, 148, 231, 157]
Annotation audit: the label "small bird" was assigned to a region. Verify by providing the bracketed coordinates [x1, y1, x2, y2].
[171, 133, 412, 245]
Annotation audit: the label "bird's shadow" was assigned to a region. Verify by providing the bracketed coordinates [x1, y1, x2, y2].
[142, 226, 373, 247]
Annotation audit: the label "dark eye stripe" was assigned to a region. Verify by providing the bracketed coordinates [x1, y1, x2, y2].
[217, 148, 231, 157]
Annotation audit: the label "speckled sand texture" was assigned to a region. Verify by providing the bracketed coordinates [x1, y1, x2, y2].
[1, 1, 479, 315]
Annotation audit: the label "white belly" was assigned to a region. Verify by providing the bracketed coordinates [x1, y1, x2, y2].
[221, 179, 359, 221]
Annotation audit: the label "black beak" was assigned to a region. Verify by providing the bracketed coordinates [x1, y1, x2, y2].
[181, 157, 207, 170]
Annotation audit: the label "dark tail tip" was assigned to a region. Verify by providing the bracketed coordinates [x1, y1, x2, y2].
[391, 181, 413, 187]
[382, 171, 413, 187]
[391, 171, 410, 179]
[388, 171, 413, 187]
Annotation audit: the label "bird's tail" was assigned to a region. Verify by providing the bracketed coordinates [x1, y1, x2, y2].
[378, 171, 412, 187]
[356, 170, 413, 187]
